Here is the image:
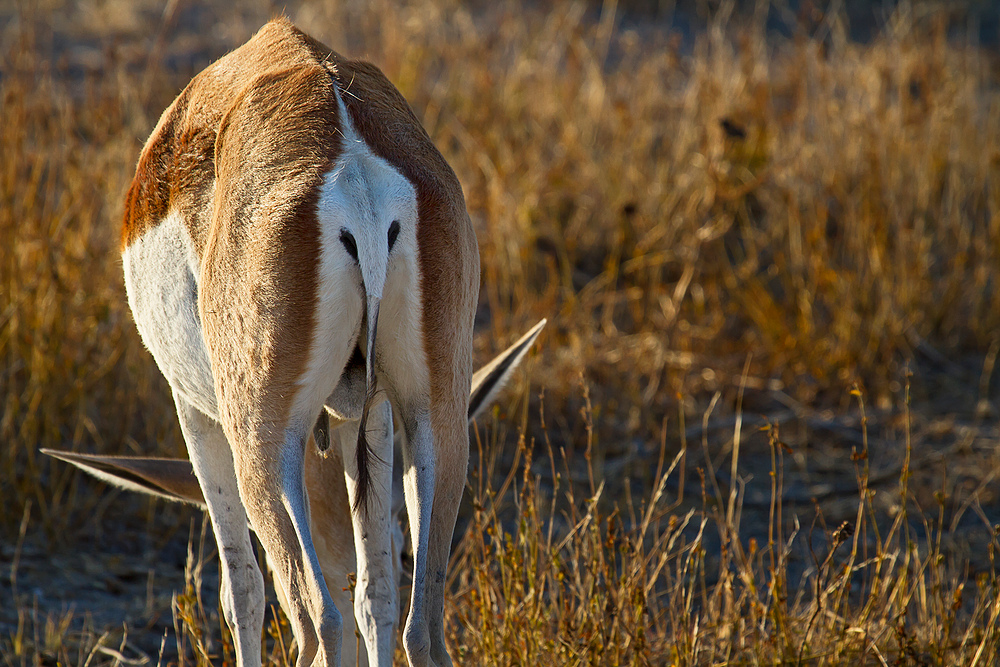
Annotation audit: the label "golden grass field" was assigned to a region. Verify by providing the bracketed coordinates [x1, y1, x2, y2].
[3, 0, 1000, 664]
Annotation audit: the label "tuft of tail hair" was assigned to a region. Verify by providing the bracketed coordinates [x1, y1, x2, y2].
[354, 299, 381, 514]
[353, 370, 381, 514]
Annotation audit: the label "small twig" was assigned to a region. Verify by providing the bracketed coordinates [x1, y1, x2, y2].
[9, 499, 31, 600]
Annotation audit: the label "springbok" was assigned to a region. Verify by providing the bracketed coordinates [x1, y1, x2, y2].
[98, 17, 484, 667]
[43, 319, 545, 666]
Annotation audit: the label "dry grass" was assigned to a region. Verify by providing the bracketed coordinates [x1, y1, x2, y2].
[3, 0, 1000, 664]
[449, 391, 1000, 664]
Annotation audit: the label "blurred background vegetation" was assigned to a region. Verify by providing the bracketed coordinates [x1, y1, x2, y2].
[2, 0, 1000, 663]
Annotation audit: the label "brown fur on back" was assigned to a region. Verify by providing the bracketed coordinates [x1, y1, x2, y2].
[121, 19, 339, 255]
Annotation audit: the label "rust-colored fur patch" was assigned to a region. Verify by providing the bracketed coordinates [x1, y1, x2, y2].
[121, 19, 337, 255]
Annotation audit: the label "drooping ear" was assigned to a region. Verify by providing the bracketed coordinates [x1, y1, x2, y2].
[40, 449, 206, 508]
[468, 319, 546, 423]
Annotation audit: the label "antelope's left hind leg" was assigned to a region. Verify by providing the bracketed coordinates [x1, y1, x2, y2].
[173, 394, 266, 667]
[337, 398, 397, 667]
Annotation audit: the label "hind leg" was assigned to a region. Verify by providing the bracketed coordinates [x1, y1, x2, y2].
[225, 418, 343, 667]
[174, 394, 265, 667]
[303, 437, 369, 667]
[336, 398, 397, 666]
[424, 410, 468, 667]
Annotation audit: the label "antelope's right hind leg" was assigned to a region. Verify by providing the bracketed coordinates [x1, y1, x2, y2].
[173, 394, 265, 667]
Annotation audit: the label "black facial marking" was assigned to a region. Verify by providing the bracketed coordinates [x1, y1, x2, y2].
[340, 228, 358, 261]
[387, 220, 400, 252]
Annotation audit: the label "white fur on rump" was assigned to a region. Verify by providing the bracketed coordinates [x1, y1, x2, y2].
[123, 209, 216, 418]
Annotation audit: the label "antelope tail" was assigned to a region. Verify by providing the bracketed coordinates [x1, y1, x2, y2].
[354, 297, 381, 513]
